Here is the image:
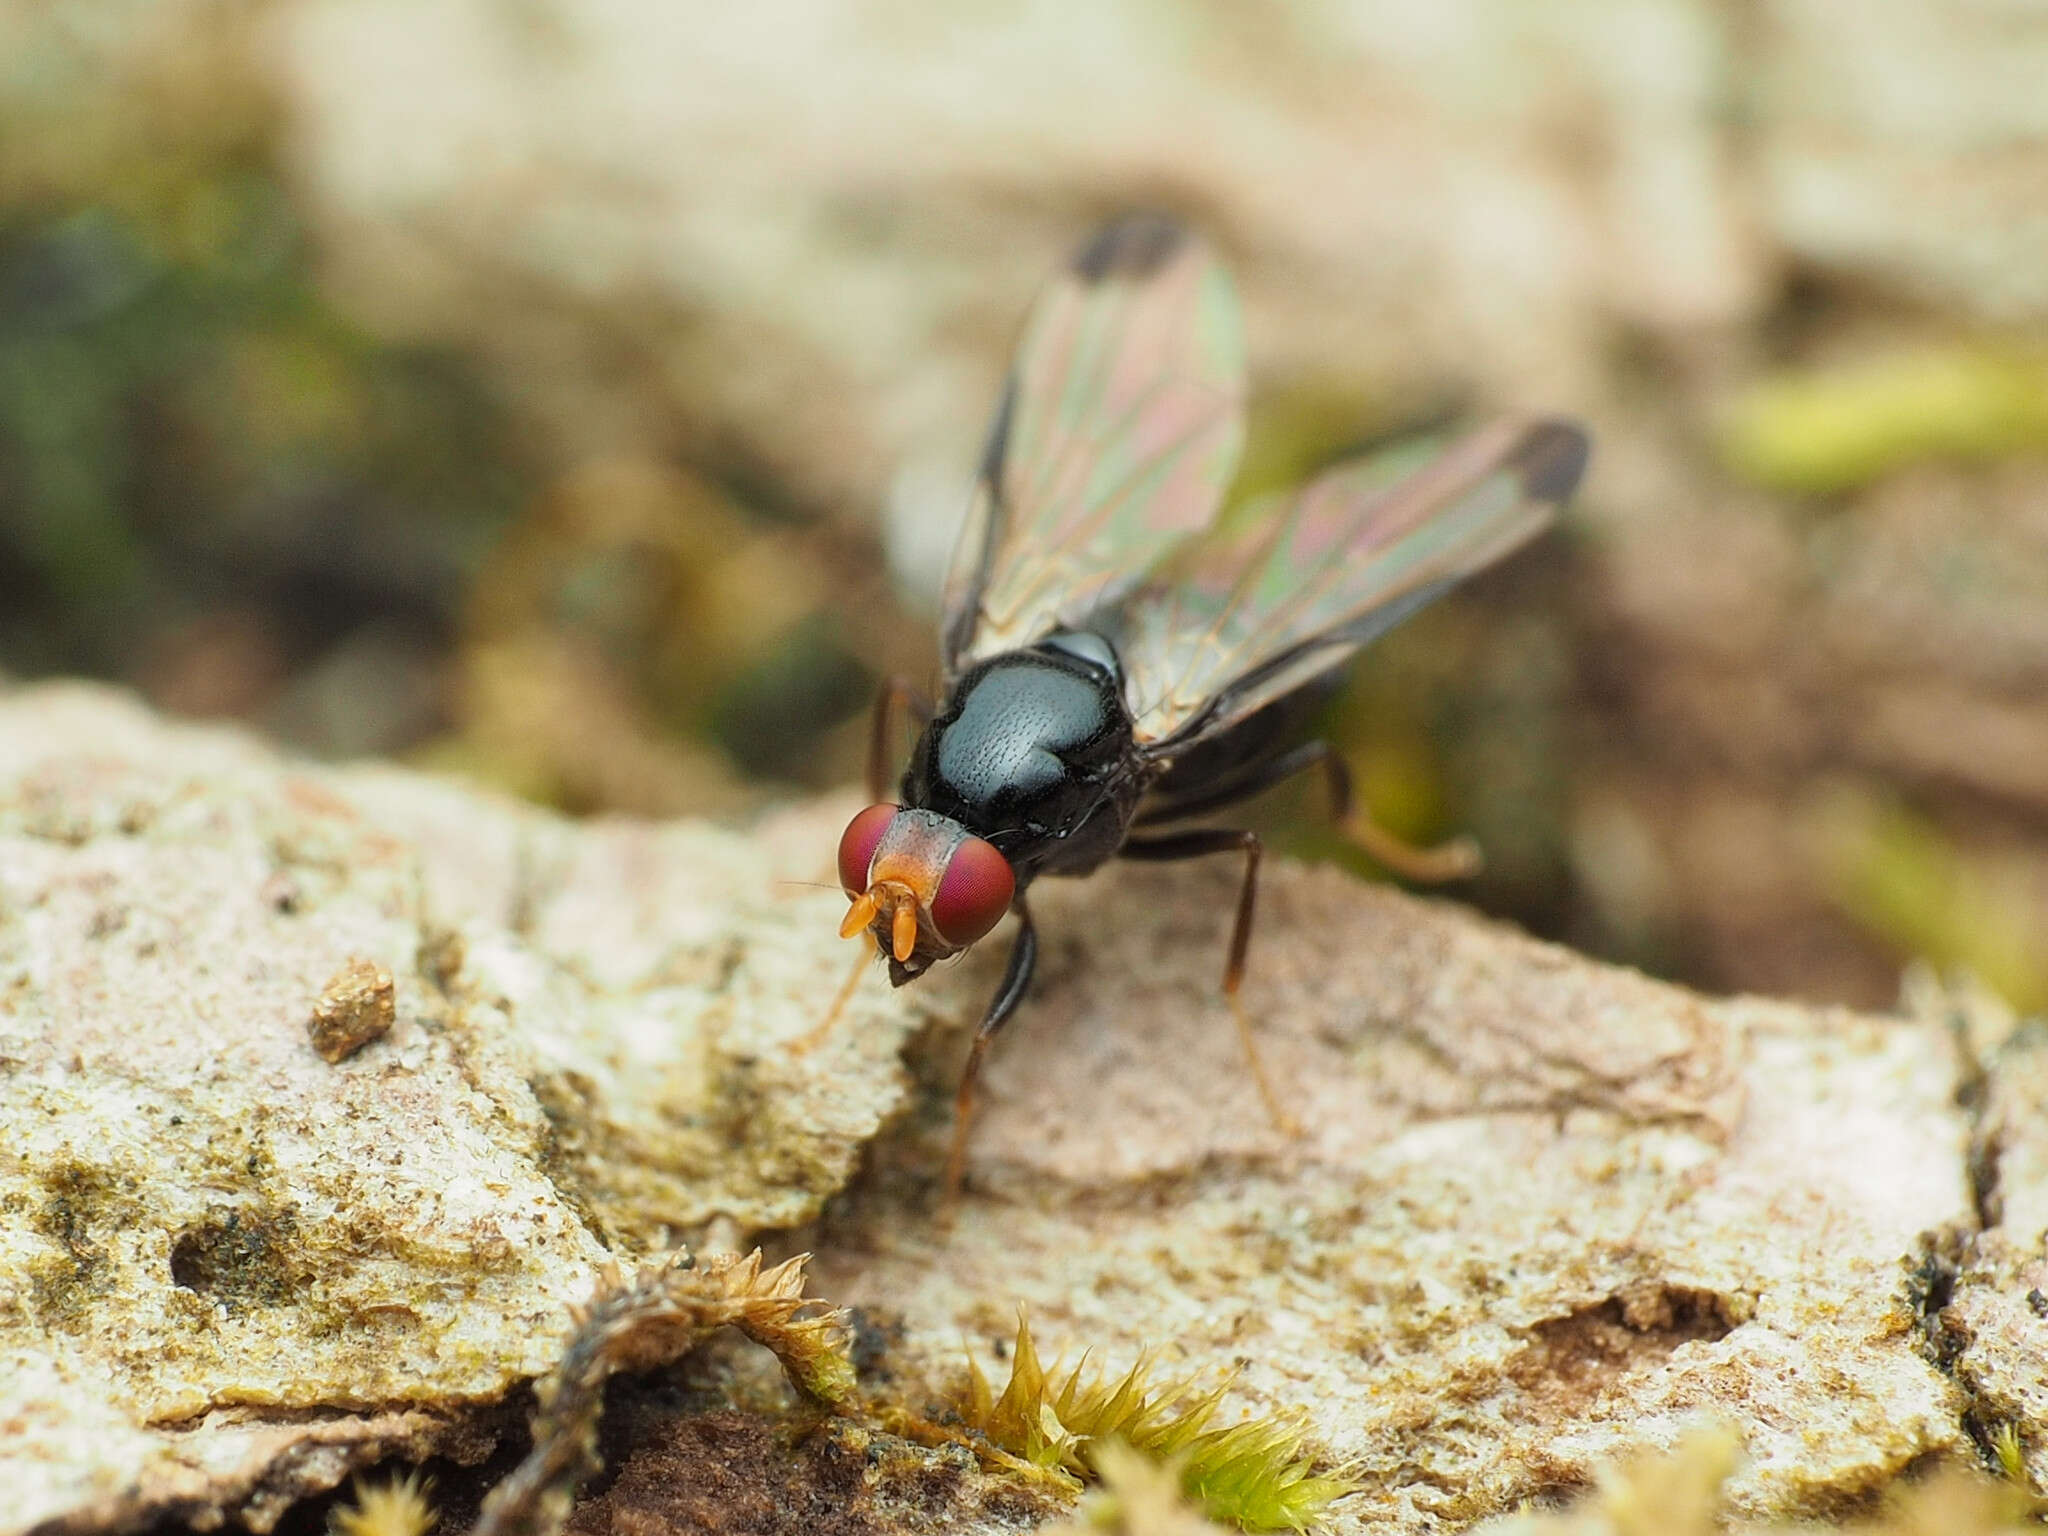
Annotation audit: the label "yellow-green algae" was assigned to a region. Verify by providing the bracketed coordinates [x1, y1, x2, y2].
[1719, 348, 2048, 496]
[1812, 785, 2048, 1013]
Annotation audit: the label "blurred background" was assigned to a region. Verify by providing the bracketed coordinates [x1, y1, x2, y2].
[3, 0, 2044, 1013]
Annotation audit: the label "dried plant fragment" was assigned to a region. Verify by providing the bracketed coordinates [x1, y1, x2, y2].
[945, 1313, 1352, 1532]
[307, 956, 397, 1062]
[472, 1249, 854, 1536]
[328, 1471, 438, 1536]
[1472, 1428, 2042, 1535]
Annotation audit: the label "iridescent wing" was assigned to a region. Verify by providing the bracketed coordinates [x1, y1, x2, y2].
[939, 214, 1247, 677]
[1111, 417, 1589, 753]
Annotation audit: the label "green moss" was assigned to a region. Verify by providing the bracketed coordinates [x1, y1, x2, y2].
[951, 1314, 1354, 1532]
[1990, 1422, 2028, 1488]
[469, 1250, 858, 1532]
[329, 1470, 438, 1536]
[1168, 1416, 1357, 1533]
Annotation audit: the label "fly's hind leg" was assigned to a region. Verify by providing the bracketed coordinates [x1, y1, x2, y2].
[1118, 829, 1301, 1136]
[1136, 739, 1479, 883]
[942, 899, 1038, 1208]
[1307, 741, 1481, 883]
[868, 674, 934, 802]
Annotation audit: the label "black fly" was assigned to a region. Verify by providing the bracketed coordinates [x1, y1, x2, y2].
[824, 214, 1589, 1199]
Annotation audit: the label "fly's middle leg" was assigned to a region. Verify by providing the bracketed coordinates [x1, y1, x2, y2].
[867, 675, 935, 803]
[1118, 828, 1300, 1136]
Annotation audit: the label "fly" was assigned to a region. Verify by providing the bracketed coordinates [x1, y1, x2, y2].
[821, 213, 1589, 1200]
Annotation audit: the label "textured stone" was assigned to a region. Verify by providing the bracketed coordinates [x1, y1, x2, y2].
[813, 873, 1981, 1529]
[2, 684, 2042, 1533]
[0, 684, 924, 1533]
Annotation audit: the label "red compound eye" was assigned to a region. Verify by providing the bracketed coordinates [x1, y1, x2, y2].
[930, 835, 1015, 947]
[837, 804, 899, 896]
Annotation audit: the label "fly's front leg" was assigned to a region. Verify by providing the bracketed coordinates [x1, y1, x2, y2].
[942, 898, 1037, 1207]
[1119, 829, 1300, 1136]
[866, 674, 934, 803]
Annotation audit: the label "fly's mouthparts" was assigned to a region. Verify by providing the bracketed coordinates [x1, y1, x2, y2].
[840, 880, 923, 963]
[838, 891, 878, 941]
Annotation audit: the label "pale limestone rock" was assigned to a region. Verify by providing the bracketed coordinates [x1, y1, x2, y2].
[1933, 1014, 2048, 1498]
[812, 870, 1984, 1528]
[0, 684, 921, 1533]
[1, 683, 2041, 1532]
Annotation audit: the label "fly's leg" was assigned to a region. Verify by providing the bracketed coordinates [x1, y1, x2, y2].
[942, 899, 1037, 1208]
[789, 944, 871, 1056]
[1118, 829, 1300, 1136]
[868, 674, 934, 802]
[1137, 739, 1479, 883]
[1308, 742, 1481, 882]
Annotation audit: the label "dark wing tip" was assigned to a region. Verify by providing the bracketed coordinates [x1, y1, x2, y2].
[1070, 212, 1188, 283]
[979, 374, 1017, 487]
[1510, 418, 1591, 503]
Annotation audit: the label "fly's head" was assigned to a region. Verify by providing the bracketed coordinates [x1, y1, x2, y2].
[836, 804, 1014, 983]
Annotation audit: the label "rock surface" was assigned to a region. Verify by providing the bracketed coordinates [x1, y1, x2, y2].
[1, 682, 2043, 1533]
[813, 873, 1982, 1527]
[0, 684, 927, 1533]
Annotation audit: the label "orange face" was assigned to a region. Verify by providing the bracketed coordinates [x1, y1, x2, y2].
[836, 804, 1015, 971]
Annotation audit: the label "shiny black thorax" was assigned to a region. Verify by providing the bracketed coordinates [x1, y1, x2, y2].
[901, 633, 1150, 886]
